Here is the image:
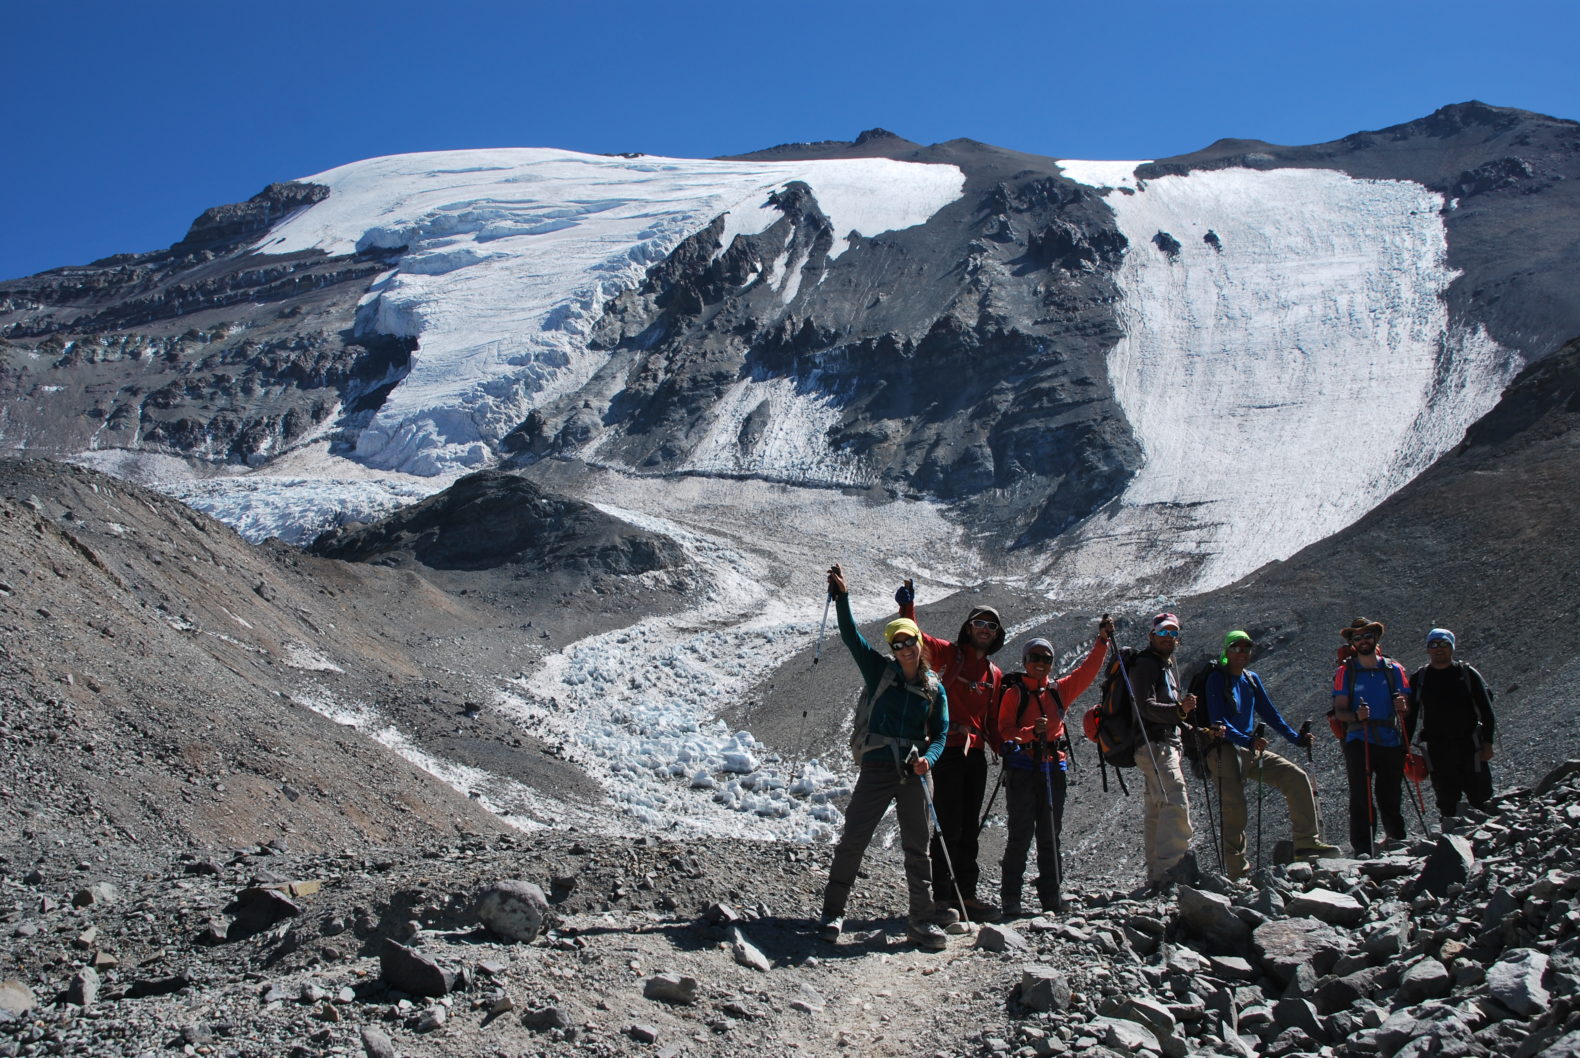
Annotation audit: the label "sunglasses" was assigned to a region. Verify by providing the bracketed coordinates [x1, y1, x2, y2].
[1026, 653, 1054, 664]
[890, 636, 919, 650]
[970, 619, 999, 631]
[1427, 640, 1452, 648]
[1152, 628, 1181, 639]
[1227, 644, 1252, 652]
[1352, 634, 1376, 642]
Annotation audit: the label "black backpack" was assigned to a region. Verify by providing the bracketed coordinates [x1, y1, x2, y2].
[1081, 646, 1142, 792]
[1181, 658, 1226, 769]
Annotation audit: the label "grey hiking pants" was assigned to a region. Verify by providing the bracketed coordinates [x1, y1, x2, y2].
[822, 760, 934, 922]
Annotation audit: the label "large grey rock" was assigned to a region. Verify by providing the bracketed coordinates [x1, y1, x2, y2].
[1286, 887, 1367, 927]
[642, 973, 699, 1005]
[72, 882, 119, 907]
[1487, 948, 1550, 1017]
[1315, 967, 1383, 1015]
[1397, 958, 1452, 1004]
[226, 886, 303, 941]
[1177, 885, 1253, 954]
[475, 879, 550, 942]
[1253, 917, 1346, 986]
[380, 940, 455, 998]
[730, 928, 771, 972]
[65, 967, 100, 1007]
[0, 979, 36, 1020]
[360, 1026, 398, 1058]
[976, 923, 1028, 953]
[1095, 1015, 1162, 1054]
[1369, 1004, 1477, 1057]
[1115, 996, 1178, 1040]
[1413, 834, 1476, 898]
[1015, 967, 1072, 1013]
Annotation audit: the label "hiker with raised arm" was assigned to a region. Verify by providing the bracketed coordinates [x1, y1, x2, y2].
[895, 579, 1005, 921]
[1330, 617, 1412, 856]
[1127, 613, 1200, 891]
[1405, 628, 1498, 824]
[816, 564, 957, 950]
[996, 618, 1111, 917]
[1200, 630, 1339, 880]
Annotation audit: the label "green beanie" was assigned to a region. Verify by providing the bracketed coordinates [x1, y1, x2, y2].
[1220, 629, 1251, 667]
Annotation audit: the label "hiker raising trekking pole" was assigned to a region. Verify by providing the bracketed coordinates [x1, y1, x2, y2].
[1126, 613, 1200, 892]
[895, 579, 1006, 922]
[1330, 617, 1412, 857]
[815, 564, 959, 951]
[996, 619, 1111, 918]
[1199, 630, 1339, 881]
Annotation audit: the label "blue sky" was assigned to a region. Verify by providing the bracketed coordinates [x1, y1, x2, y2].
[3, 0, 1575, 281]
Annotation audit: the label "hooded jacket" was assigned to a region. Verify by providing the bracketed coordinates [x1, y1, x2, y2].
[899, 599, 1003, 752]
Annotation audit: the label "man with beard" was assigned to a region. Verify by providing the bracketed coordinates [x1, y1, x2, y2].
[1126, 613, 1199, 891]
[1330, 617, 1412, 856]
[897, 579, 1004, 921]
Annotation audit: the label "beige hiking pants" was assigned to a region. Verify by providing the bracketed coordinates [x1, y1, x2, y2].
[1205, 743, 1320, 879]
[1135, 740, 1193, 885]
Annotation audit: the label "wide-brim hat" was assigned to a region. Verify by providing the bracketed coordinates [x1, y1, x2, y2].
[1340, 617, 1385, 641]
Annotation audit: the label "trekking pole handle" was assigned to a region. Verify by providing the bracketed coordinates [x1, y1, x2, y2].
[1253, 722, 1267, 755]
[1298, 719, 1313, 762]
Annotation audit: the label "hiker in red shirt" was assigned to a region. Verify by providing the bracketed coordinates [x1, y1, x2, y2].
[896, 580, 1005, 921]
[996, 621, 1110, 915]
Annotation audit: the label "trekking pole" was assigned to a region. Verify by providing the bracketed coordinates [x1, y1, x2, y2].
[1359, 703, 1376, 846]
[812, 591, 832, 666]
[1300, 719, 1323, 842]
[1107, 626, 1164, 777]
[909, 748, 968, 917]
[1253, 723, 1267, 872]
[1195, 728, 1222, 875]
[1037, 739, 1064, 910]
[976, 759, 1005, 837]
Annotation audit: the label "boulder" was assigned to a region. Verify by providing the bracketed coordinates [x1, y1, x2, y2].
[0, 979, 36, 1020]
[730, 928, 771, 972]
[1486, 948, 1550, 1017]
[226, 886, 302, 942]
[976, 923, 1029, 953]
[1253, 918, 1346, 986]
[1177, 885, 1253, 954]
[1412, 834, 1476, 898]
[475, 880, 549, 942]
[380, 940, 455, 998]
[1396, 958, 1452, 1004]
[1286, 888, 1367, 927]
[1015, 967, 1072, 1013]
[642, 973, 699, 1005]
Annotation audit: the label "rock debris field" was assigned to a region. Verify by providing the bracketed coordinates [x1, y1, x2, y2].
[4, 761, 1580, 1058]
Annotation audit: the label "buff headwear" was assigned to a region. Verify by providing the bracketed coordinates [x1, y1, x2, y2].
[1427, 628, 1456, 649]
[884, 618, 922, 646]
[1220, 629, 1251, 666]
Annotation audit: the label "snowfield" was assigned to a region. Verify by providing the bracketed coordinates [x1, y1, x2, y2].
[254, 148, 966, 478]
[1051, 164, 1518, 592]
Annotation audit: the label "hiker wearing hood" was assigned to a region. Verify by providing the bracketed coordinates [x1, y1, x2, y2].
[817, 564, 955, 950]
[1331, 617, 1412, 855]
[1201, 631, 1339, 880]
[896, 580, 1006, 921]
[996, 620, 1111, 915]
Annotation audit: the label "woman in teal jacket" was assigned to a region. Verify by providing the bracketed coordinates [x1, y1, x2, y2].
[817, 563, 952, 950]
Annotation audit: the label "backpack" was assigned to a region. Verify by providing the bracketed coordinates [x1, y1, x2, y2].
[1325, 655, 1400, 741]
[1081, 646, 1143, 792]
[1181, 658, 1226, 770]
[849, 666, 943, 766]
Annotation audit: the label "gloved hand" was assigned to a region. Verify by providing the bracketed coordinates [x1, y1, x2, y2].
[895, 578, 914, 608]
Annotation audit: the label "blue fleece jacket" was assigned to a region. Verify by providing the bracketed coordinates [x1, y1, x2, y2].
[1203, 668, 1301, 748]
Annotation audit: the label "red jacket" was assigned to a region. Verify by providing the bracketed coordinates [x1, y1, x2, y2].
[900, 599, 1001, 752]
[997, 638, 1108, 765]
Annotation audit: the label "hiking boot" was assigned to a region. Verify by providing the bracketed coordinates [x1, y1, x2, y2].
[816, 914, 843, 943]
[1293, 838, 1342, 858]
[999, 900, 1023, 920]
[1041, 892, 1065, 915]
[930, 905, 962, 928]
[1163, 851, 1200, 887]
[907, 919, 948, 950]
[960, 897, 1000, 922]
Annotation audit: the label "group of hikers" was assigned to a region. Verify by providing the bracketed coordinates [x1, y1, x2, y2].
[815, 565, 1499, 950]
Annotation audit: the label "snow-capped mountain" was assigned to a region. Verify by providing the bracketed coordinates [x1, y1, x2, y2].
[4, 103, 1574, 598]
